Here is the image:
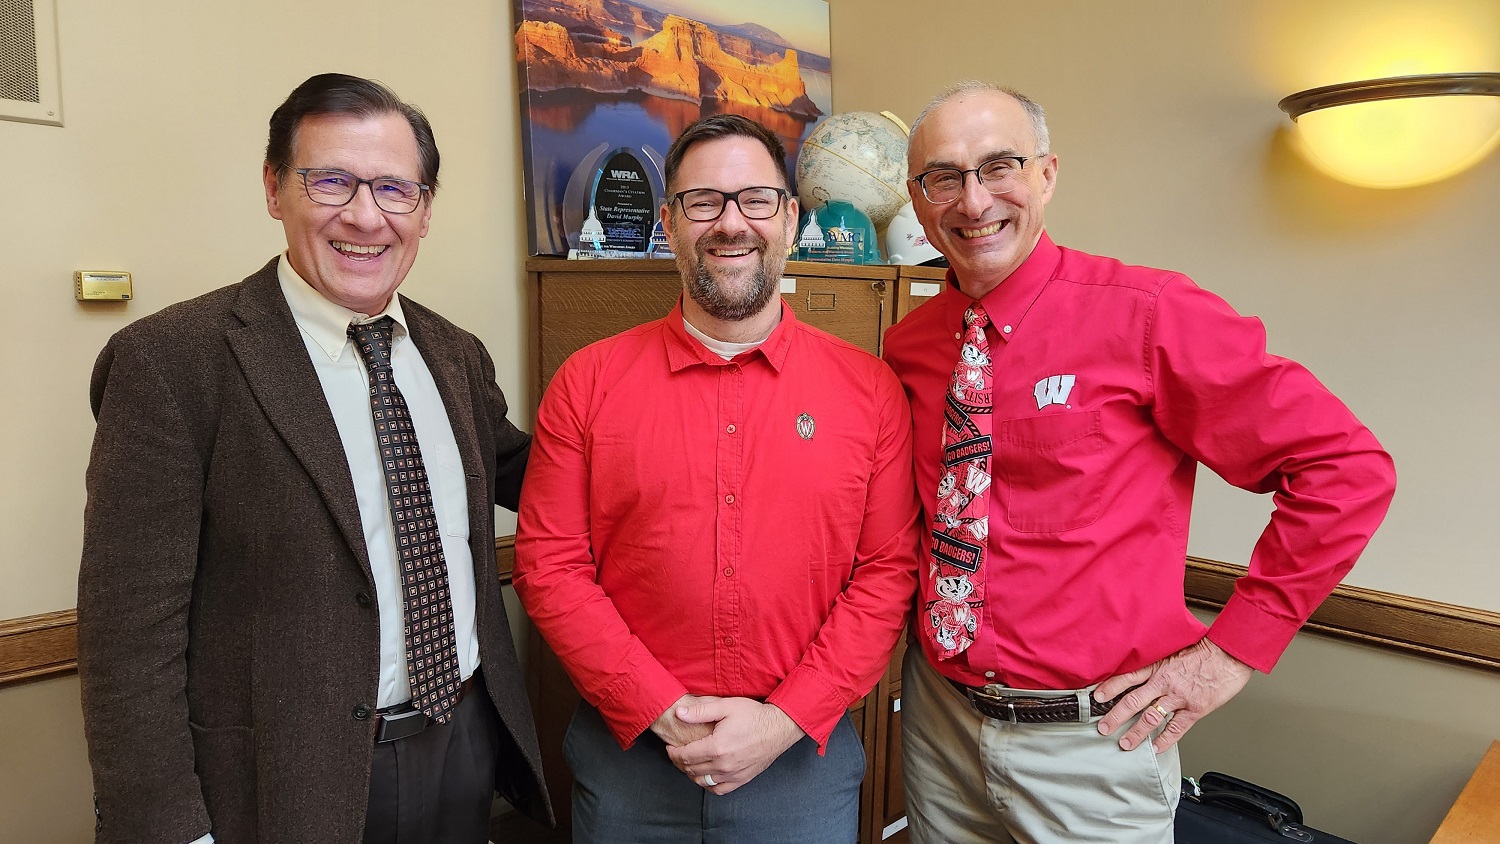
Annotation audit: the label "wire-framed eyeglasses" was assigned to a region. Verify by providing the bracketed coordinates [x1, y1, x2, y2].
[292, 168, 431, 214]
[671, 186, 789, 222]
[909, 155, 1042, 204]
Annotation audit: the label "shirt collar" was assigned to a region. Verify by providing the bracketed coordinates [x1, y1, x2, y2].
[664, 298, 797, 373]
[942, 231, 1061, 345]
[276, 252, 409, 361]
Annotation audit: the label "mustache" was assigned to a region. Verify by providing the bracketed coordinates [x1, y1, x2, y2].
[698, 232, 766, 251]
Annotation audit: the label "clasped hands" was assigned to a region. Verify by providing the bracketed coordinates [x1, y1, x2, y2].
[650, 694, 805, 796]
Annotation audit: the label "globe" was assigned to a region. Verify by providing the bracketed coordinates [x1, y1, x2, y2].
[795, 111, 911, 232]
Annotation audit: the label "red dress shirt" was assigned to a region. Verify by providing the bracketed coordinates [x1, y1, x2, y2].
[515, 301, 920, 750]
[884, 233, 1396, 690]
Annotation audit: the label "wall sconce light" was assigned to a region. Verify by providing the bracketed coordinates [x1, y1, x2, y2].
[1279, 73, 1500, 189]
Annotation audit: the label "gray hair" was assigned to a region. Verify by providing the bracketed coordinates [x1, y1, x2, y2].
[910, 80, 1050, 155]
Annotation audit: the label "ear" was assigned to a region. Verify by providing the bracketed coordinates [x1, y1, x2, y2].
[1038, 153, 1059, 207]
[659, 199, 675, 240]
[418, 194, 433, 238]
[263, 162, 284, 221]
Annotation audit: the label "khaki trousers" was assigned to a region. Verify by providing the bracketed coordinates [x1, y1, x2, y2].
[901, 647, 1179, 844]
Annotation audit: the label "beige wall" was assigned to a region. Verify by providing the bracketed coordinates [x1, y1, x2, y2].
[2, 0, 1496, 840]
[829, 0, 1500, 841]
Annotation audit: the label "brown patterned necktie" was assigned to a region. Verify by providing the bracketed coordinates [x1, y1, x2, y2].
[349, 317, 462, 723]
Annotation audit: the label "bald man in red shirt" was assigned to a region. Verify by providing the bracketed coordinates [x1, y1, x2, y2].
[884, 81, 1396, 844]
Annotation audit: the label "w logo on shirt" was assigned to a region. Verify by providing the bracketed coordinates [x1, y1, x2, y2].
[1033, 374, 1076, 409]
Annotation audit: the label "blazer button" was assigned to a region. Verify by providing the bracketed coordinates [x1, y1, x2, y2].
[352, 704, 372, 721]
[356, 591, 373, 607]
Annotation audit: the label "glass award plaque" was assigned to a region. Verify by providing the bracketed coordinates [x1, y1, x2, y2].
[562, 144, 665, 259]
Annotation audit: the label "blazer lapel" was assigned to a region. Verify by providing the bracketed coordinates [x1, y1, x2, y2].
[404, 305, 489, 560]
[225, 262, 373, 582]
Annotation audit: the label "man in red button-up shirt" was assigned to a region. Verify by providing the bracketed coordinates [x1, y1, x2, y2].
[884, 82, 1395, 843]
[515, 115, 921, 842]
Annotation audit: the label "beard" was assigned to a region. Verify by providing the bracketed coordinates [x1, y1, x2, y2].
[676, 232, 783, 322]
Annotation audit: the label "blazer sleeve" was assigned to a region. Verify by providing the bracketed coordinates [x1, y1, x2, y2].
[474, 335, 530, 511]
[78, 334, 213, 843]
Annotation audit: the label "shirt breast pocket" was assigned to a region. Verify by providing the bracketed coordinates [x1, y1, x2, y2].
[436, 462, 472, 539]
[996, 410, 1103, 533]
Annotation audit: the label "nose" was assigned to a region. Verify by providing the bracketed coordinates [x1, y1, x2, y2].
[953, 170, 995, 217]
[340, 182, 387, 229]
[712, 197, 752, 234]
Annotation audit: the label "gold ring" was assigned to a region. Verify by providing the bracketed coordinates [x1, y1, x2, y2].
[1153, 703, 1172, 719]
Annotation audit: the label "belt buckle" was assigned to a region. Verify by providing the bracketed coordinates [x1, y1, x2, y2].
[375, 708, 428, 744]
[968, 685, 1021, 724]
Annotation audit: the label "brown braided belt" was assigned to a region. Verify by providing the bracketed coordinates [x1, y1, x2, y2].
[948, 678, 1122, 724]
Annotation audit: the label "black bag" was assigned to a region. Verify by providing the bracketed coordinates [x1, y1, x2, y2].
[1175, 772, 1357, 843]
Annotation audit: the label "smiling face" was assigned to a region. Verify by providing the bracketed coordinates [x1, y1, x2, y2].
[264, 111, 432, 315]
[661, 135, 797, 326]
[908, 89, 1057, 299]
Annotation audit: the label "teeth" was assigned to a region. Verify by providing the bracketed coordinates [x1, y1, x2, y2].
[712, 249, 752, 257]
[958, 222, 1004, 239]
[332, 241, 387, 256]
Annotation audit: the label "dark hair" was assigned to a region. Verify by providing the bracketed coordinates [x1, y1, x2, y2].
[265, 73, 440, 193]
[663, 113, 789, 197]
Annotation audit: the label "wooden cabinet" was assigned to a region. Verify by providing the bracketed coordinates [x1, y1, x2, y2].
[523, 257, 942, 841]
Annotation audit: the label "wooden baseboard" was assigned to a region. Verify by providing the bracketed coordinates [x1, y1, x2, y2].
[4, 549, 1496, 688]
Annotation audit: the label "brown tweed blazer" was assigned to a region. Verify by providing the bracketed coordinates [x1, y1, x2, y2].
[77, 259, 550, 843]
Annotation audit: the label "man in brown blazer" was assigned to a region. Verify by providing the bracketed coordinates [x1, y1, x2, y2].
[77, 73, 548, 844]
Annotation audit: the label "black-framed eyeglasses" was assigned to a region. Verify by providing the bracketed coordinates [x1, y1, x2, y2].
[671, 186, 789, 222]
[909, 155, 1043, 205]
[292, 167, 431, 214]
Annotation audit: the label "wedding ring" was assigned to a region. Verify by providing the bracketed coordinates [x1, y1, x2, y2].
[702, 774, 717, 787]
[1152, 703, 1172, 719]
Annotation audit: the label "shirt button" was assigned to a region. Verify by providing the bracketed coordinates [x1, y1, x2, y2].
[954, 332, 961, 340]
[723, 567, 734, 577]
[723, 636, 734, 646]
[984, 671, 996, 679]
[1002, 325, 1013, 334]
[725, 494, 735, 504]
[352, 704, 372, 721]
[726, 424, 736, 434]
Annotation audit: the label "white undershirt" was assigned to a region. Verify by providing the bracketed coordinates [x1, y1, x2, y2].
[682, 316, 772, 359]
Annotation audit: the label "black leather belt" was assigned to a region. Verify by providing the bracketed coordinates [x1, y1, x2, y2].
[374, 674, 477, 744]
[948, 678, 1122, 724]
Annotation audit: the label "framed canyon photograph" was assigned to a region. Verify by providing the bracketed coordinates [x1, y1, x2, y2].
[512, 0, 831, 256]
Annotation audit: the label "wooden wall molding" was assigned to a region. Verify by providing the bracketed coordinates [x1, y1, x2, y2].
[1185, 556, 1500, 672]
[3, 548, 1495, 688]
[0, 608, 77, 685]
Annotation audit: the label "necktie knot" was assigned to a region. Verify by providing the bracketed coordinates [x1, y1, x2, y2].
[349, 317, 396, 372]
[964, 302, 990, 332]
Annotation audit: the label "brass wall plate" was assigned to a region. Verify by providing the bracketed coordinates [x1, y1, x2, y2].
[75, 271, 133, 301]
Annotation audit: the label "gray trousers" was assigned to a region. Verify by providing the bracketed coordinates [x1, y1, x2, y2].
[564, 702, 864, 843]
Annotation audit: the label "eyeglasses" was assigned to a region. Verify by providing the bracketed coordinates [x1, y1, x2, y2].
[909, 155, 1042, 205]
[671, 186, 788, 222]
[292, 168, 431, 214]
